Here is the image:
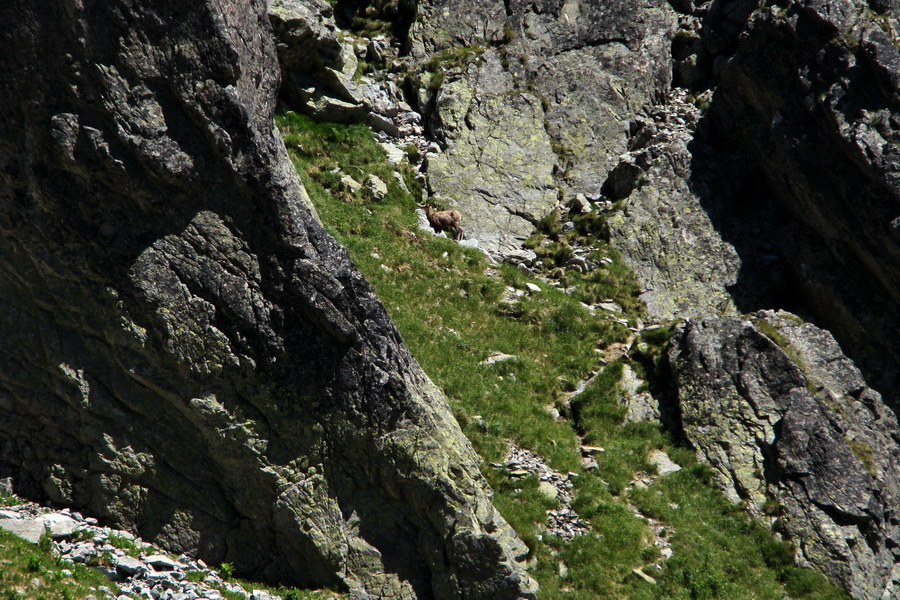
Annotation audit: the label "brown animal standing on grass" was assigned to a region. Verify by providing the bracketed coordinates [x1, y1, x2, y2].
[421, 202, 463, 241]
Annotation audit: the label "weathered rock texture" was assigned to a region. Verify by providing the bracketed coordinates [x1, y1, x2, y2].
[409, 0, 676, 253]
[704, 0, 900, 405]
[669, 311, 900, 600]
[606, 93, 743, 319]
[0, 1, 535, 598]
[268, 0, 369, 123]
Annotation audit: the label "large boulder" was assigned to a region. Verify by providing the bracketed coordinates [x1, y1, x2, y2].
[410, 0, 676, 253]
[669, 311, 900, 600]
[0, 1, 536, 599]
[706, 0, 900, 405]
[424, 50, 558, 253]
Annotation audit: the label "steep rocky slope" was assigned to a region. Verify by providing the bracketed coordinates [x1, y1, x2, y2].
[670, 311, 900, 600]
[0, 2, 535, 599]
[408, 0, 676, 253]
[704, 0, 900, 406]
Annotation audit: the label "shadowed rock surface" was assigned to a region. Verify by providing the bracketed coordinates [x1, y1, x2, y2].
[0, 1, 536, 598]
[669, 311, 900, 600]
[704, 0, 900, 406]
[606, 94, 743, 319]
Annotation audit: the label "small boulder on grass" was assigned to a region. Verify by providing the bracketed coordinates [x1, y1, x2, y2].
[364, 174, 388, 201]
[339, 174, 362, 194]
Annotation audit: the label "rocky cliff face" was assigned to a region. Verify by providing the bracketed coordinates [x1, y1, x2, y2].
[409, 0, 676, 253]
[703, 0, 900, 406]
[669, 311, 900, 600]
[0, 1, 535, 598]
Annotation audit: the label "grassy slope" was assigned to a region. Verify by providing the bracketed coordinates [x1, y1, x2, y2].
[277, 112, 849, 600]
[0, 528, 115, 600]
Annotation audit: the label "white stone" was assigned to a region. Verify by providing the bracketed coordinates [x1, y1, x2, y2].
[378, 142, 406, 166]
[649, 450, 682, 476]
[143, 554, 180, 570]
[480, 352, 517, 365]
[339, 174, 362, 194]
[0, 517, 46, 543]
[537, 481, 559, 501]
[116, 555, 146, 576]
[39, 513, 79, 537]
[525, 282, 541, 293]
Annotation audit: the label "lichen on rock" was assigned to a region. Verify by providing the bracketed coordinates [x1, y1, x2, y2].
[669, 311, 900, 600]
[0, 1, 536, 598]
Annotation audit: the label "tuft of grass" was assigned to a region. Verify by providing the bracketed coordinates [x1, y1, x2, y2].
[423, 45, 485, 74]
[276, 113, 850, 600]
[0, 495, 21, 507]
[107, 533, 142, 558]
[753, 317, 818, 394]
[0, 528, 117, 599]
[847, 438, 877, 476]
[219, 562, 235, 581]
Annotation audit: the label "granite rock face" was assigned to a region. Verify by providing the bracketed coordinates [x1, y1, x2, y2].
[409, 0, 676, 253]
[669, 311, 900, 600]
[0, 1, 535, 598]
[705, 0, 900, 405]
[268, 0, 369, 123]
[606, 92, 742, 319]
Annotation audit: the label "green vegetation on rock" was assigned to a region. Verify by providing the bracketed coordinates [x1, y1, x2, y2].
[276, 112, 848, 600]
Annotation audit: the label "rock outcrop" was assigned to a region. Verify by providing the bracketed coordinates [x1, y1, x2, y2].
[408, 0, 676, 253]
[606, 91, 742, 319]
[703, 0, 900, 405]
[669, 311, 900, 600]
[269, 0, 368, 123]
[0, 1, 535, 598]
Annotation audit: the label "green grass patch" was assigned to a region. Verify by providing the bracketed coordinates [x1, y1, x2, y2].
[276, 112, 850, 600]
[423, 45, 485, 74]
[629, 467, 848, 600]
[753, 317, 819, 394]
[107, 533, 142, 558]
[0, 528, 116, 600]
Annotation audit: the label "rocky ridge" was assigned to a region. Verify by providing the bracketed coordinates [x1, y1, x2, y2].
[0, 1, 535, 598]
[669, 310, 900, 600]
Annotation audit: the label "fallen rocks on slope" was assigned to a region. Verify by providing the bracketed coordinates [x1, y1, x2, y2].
[669, 310, 900, 600]
[493, 445, 590, 540]
[1, 495, 286, 600]
[0, 2, 536, 598]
